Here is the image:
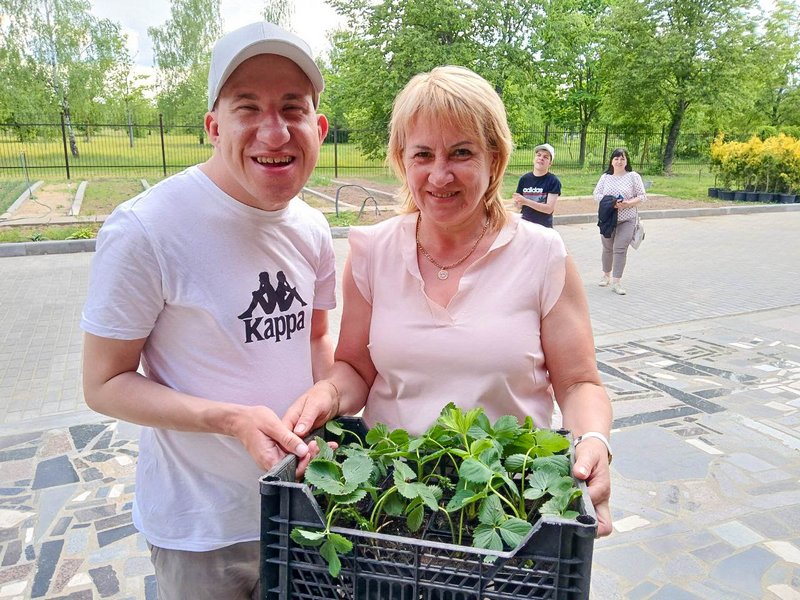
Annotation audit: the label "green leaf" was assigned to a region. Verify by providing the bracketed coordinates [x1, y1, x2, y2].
[382, 491, 406, 516]
[406, 501, 425, 532]
[478, 495, 504, 526]
[325, 420, 345, 437]
[327, 532, 354, 554]
[304, 459, 348, 495]
[476, 439, 500, 466]
[534, 430, 571, 454]
[389, 428, 410, 447]
[342, 454, 373, 487]
[540, 486, 581, 517]
[460, 458, 494, 484]
[395, 480, 415, 500]
[473, 524, 504, 552]
[320, 540, 343, 578]
[529, 455, 571, 476]
[505, 432, 538, 455]
[504, 453, 532, 473]
[392, 459, 416, 482]
[408, 437, 426, 452]
[446, 488, 480, 512]
[467, 423, 490, 440]
[335, 488, 368, 505]
[290, 528, 325, 547]
[492, 415, 522, 445]
[499, 518, 533, 548]
[415, 483, 440, 511]
[315, 436, 335, 461]
[365, 422, 389, 445]
[524, 468, 562, 500]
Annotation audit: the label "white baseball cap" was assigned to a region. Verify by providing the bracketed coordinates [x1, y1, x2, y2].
[534, 143, 555, 162]
[207, 21, 325, 110]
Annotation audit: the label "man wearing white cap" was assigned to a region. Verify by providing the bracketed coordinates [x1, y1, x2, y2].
[512, 142, 562, 228]
[80, 22, 336, 599]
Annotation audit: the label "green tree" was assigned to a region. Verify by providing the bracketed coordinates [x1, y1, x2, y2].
[751, 0, 800, 127]
[537, 0, 612, 167]
[328, 0, 478, 158]
[0, 0, 127, 153]
[470, 0, 542, 135]
[604, 0, 759, 173]
[104, 53, 156, 146]
[327, 0, 542, 159]
[149, 0, 221, 139]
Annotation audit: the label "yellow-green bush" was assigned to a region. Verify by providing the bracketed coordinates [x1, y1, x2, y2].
[711, 133, 800, 193]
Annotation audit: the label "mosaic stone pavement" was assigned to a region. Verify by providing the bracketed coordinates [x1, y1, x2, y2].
[593, 325, 800, 599]
[0, 422, 153, 599]
[0, 324, 797, 599]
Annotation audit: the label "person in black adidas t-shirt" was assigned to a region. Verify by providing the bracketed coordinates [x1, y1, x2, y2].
[512, 143, 561, 228]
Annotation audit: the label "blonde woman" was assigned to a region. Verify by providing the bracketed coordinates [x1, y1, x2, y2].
[287, 66, 613, 536]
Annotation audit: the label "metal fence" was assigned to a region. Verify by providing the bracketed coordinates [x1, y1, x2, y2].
[0, 115, 722, 181]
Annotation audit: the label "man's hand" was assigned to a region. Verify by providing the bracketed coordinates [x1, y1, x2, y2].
[572, 438, 613, 537]
[227, 405, 312, 471]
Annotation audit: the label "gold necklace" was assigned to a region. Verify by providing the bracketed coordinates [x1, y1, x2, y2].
[415, 214, 489, 281]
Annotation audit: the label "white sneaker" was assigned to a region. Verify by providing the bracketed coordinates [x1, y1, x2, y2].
[611, 282, 627, 295]
[599, 275, 610, 287]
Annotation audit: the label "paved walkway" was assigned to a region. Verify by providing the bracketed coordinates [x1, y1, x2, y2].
[0, 211, 798, 599]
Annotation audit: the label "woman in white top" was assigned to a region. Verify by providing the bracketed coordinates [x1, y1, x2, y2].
[593, 148, 647, 295]
[286, 66, 613, 536]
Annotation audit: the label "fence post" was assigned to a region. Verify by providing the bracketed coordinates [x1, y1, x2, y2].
[544, 123, 550, 144]
[159, 114, 167, 177]
[60, 112, 71, 180]
[659, 125, 665, 156]
[334, 124, 339, 179]
[602, 126, 610, 167]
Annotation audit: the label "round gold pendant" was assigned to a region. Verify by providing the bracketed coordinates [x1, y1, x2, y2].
[437, 269, 449, 280]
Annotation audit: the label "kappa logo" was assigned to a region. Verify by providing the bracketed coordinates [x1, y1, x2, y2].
[238, 270, 307, 344]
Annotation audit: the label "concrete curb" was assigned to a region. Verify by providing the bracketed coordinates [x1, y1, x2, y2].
[0, 238, 96, 257]
[554, 201, 800, 225]
[2, 202, 798, 258]
[0, 180, 44, 220]
[69, 180, 88, 216]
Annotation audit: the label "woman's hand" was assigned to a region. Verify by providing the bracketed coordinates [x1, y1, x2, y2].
[572, 438, 612, 537]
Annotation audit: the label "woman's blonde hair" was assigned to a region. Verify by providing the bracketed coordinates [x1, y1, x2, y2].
[387, 65, 512, 229]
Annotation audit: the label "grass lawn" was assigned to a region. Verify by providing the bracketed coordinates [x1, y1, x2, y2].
[81, 178, 146, 215]
[0, 223, 100, 243]
[0, 180, 29, 213]
[497, 167, 716, 201]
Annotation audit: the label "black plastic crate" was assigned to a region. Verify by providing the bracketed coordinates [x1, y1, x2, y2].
[260, 417, 597, 600]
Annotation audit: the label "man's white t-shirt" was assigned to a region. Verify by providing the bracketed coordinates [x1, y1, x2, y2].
[80, 166, 336, 551]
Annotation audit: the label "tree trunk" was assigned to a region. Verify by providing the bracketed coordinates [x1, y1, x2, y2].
[578, 124, 588, 168]
[128, 111, 135, 148]
[63, 105, 80, 158]
[662, 99, 688, 175]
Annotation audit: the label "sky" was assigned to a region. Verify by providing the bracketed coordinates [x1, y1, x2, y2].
[90, 0, 345, 69]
